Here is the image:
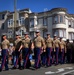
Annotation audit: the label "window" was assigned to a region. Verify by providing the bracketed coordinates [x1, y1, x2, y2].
[68, 21, 71, 27]
[53, 15, 58, 23]
[53, 29, 66, 38]
[8, 30, 13, 34]
[8, 30, 13, 38]
[59, 15, 63, 23]
[43, 17, 47, 26]
[53, 30, 59, 37]
[59, 29, 66, 38]
[68, 33, 71, 40]
[2, 14, 5, 19]
[72, 21, 74, 28]
[38, 18, 43, 25]
[19, 17, 25, 25]
[30, 19, 34, 27]
[8, 19, 13, 27]
[68, 32, 74, 40]
[53, 15, 65, 24]
[68, 20, 74, 28]
[9, 31, 12, 34]
[8, 20, 10, 27]
[1, 23, 4, 30]
[63, 30, 66, 38]
[43, 30, 47, 37]
[11, 19, 13, 25]
[59, 30, 63, 37]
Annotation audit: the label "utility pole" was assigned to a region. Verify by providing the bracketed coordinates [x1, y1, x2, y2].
[13, 0, 17, 40]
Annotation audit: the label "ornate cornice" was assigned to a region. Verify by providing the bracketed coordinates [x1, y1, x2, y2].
[65, 13, 74, 18]
[50, 7, 67, 12]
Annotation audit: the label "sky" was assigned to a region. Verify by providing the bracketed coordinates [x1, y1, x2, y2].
[0, 0, 74, 14]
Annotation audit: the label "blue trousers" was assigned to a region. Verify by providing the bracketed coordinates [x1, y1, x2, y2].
[34, 48, 41, 68]
[55, 47, 59, 65]
[0, 49, 8, 70]
[60, 49, 65, 64]
[41, 52, 46, 66]
[46, 47, 52, 66]
[51, 49, 55, 64]
[23, 48, 30, 68]
[67, 49, 72, 63]
[13, 51, 21, 68]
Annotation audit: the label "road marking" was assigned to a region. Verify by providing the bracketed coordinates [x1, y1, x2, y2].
[45, 67, 73, 75]
[65, 67, 73, 70]
[61, 70, 74, 75]
[45, 71, 55, 74]
[45, 68, 64, 74]
[56, 68, 64, 73]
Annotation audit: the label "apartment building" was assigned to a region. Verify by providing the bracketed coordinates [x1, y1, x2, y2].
[29, 8, 74, 41]
[7, 8, 31, 39]
[0, 7, 74, 42]
[0, 11, 9, 42]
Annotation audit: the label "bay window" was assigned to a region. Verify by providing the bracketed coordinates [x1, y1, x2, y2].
[59, 15, 63, 23]
[53, 15, 58, 23]
[53, 14, 65, 24]
[53, 29, 66, 38]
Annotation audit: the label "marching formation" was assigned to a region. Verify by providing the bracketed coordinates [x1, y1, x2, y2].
[0, 30, 74, 72]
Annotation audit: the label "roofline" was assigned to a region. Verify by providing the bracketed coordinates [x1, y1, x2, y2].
[0, 10, 10, 14]
[7, 8, 30, 16]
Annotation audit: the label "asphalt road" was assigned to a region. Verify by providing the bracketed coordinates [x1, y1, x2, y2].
[0, 64, 74, 75]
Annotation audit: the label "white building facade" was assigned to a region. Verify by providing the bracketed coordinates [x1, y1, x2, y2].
[0, 7, 74, 42]
[29, 8, 74, 41]
[7, 8, 31, 39]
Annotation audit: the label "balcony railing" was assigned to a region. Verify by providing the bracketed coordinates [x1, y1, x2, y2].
[8, 23, 24, 28]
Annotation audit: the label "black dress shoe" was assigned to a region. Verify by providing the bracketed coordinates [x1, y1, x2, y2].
[5, 68, 9, 71]
[19, 68, 22, 70]
[55, 64, 58, 66]
[41, 64, 45, 67]
[0, 68, 2, 72]
[18, 67, 23, 70]
[12, 67, 16, 69]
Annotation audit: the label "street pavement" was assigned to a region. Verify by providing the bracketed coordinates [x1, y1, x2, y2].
[0, 64, 74, 75]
